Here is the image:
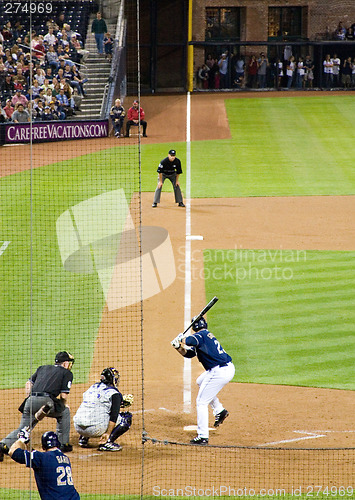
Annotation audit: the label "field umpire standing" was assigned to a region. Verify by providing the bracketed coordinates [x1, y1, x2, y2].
[0, 351, 75, 461]
[152, 149, 185, 208]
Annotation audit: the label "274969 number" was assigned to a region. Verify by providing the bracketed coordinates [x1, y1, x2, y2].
[4, 2, 53, 14]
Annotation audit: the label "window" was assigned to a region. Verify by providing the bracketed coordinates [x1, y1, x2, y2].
[206, 7, 240, 41]
[268, 7, 303, 40]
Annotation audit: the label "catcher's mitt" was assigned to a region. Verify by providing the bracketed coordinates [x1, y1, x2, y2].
[121, 394, 134, 408]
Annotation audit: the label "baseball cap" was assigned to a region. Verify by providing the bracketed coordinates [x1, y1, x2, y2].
[55, 351, 75, 364]
[168, 149, 176, 156]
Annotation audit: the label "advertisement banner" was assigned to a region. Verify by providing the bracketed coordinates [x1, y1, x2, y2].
[4, 120, 109, 144]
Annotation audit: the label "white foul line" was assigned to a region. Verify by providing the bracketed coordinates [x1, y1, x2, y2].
[258, 431, 327, 447]
[183, 91, 192, 414]
[0, 241, 10, 256]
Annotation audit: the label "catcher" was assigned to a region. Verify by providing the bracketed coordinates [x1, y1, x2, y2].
[73, 367, 133, 452]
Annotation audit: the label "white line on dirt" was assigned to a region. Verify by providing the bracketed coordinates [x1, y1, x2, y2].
[257, 431, 326, 447]
[183, 91, 192, 414]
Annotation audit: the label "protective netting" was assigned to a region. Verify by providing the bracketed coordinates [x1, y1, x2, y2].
[1, 1, 355, 499]
[0, 0, 142, 497]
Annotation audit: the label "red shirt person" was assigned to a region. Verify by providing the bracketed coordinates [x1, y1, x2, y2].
[125, 100, 147, 137]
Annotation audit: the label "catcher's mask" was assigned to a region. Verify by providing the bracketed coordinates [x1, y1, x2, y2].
[41, 431, 60, 450]
[100, 367, 120, 387]
[191, 316, 208, 332]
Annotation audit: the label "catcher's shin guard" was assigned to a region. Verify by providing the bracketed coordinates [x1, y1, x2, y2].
[109, 412, 132, 442]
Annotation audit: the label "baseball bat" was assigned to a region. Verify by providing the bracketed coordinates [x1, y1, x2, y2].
[29, 403, 52, 431]
[181, 296, 219, 337]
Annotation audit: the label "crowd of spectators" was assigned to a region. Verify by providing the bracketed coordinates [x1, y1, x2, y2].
[0, 14, 89, 123]
[197, 48, 355, 91]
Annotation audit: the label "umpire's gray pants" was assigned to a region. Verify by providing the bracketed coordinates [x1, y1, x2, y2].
[1, 395, 71, 448]
[153, 172, 183, 204]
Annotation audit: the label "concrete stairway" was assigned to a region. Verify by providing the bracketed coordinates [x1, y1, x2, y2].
[77, 16, 115, 119]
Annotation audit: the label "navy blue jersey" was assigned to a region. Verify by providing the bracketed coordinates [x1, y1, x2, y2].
[12, 448, 80, 499]
[184, 329, 232, 370]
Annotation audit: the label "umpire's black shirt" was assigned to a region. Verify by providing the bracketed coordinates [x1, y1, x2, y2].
[30, 365, 73, 397]
[157, 156, 182, 175]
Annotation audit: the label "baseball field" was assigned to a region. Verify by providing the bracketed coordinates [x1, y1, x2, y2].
[0, 92, 354, 498]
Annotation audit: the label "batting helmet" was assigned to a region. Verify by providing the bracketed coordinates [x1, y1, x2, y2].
[41, 431, 60, 450]
[100, 367, 120, 387]
[191, 316, 208, 332]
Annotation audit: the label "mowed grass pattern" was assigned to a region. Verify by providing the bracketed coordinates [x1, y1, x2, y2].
[187, 96, 355, 198]
[204, 249, 355, 390]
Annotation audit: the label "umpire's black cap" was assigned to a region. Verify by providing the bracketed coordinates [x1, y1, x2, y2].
[55, 351, 75, 364]
[168, 149, 176, 156]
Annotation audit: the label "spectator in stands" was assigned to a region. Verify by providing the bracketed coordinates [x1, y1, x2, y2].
[12, 103, 30, 123]
[341, 57, 352, 88]
[91, 12, 108, 56]
[2, 21, 14, 48]
[71, 65, 87, 96]
[0, 101, 8, 122]
[43, 87, 54, 106]
[56, 87, 74, 117]
[125, 100, 147, 137]
[104, 32, 113, 61]
[46, 45, 60, 72]
[323, 54, 333, 88]
[49, 99, 64, 120]
[110, 98, 125, 137]
[12, 89, 28, 108]
[345, 26, 354, 40]
[44, 27, 57, 47]
[352, 58, 355, 88]
[247, 55, 258, 88]
[3, 99, 14, 120]
[286, 55, 295, 88]
[234, 56, 245, 88]
[257, 53, 268, 89]
[197, 64, 209, 89]
[218, 52, 228, 88]
[56, 12, 66, 32]
[34, 67, 46, 86]
[34, 100, 45, 121]
[1, 74, 15, 103]
[44, 68, 54, 84]
[296, 56, 305, 88]
[43, 105, 55, 121]
[304, 55, 314, 88]
[334, 21, 346, 40]
[70, 34, 90, 64]
[332, 54, 341, 87]
[14, 67, 27, 90]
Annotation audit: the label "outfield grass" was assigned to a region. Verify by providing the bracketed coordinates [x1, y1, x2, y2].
[141, 95, 355, 197]
[204, 249, 355, 390]
[0, 147, 138, 387]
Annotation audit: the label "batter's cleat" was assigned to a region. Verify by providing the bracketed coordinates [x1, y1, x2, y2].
[0, 442, 9, 462]
[214, 409, 229, 427]
[78, 436, 89, 448]
[152, 203, 157, 208]
[190, 436, 208, 445]
[98, 441, 122, 452]
[60, 443, 73, 453]
[178, 202, 185, 207]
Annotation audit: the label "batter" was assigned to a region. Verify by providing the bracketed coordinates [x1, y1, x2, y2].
[171, 317, 235, 444]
